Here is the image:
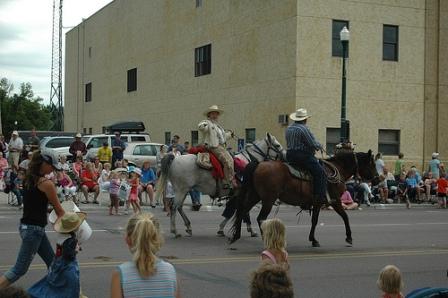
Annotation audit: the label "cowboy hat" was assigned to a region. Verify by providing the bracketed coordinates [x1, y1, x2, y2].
[289, 108, 311, 122]
[12, 130, 19, 136]
[203, 105, 224, 116]
[131, 167, 142, 176]
[432, 152, 439, 158]
[54, 212, 86, 233]
[75, 133, 82, 138]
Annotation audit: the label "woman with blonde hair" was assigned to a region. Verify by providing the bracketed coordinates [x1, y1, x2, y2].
[377, 265, 404, 298]
[111, 213, 179, 298]
[260, 218, 289, 269]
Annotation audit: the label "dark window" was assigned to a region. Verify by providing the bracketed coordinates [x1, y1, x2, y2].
[196, 0, 202, 7]
[45, 137, 74, 148]
[245, 128, 256, 143]
[332, 20, 349, 57]
[102, 126, 106, 133]
[383, 25, 399, 61]
[131, 136, 146, 142]
[326, 128, 340, 155]
[89, 137, 108, 149]
[88, 47, 92, 58]
[133, 145, 157, 156]
[195, 44, 211, 76]
[89, 128, 92, 135]
[165, 132, 171, 145]
[83, 128, 87, 134]
[191, 130, 199, 146]
[378, 129, 400, 155]
[85, 83, 92, 102]
[127, 68, 137, 92]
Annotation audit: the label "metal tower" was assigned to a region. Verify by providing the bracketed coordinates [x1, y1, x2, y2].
[49, 0, 63, 131]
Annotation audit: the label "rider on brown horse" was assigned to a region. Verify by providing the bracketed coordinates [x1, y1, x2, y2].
[285, 108, 329, 204]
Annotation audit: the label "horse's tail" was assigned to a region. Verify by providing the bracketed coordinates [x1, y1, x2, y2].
[155, 154, 175, 203]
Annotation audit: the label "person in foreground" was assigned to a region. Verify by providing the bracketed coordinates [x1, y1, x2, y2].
[250, 263, 294, 298]
[377, 265, 404, 298]
[260, 218, 289, 270]
[0, 152, 65, 289]
[111, 212, 180, 298]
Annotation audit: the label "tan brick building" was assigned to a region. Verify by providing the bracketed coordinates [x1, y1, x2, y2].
[64, 0, 447, 170]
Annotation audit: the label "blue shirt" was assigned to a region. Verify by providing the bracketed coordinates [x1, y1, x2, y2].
[112, 138, 126, 159]
[141, 167, 156, 184]
[285, 122, 322, 154]
[406, 176, 419, 188]
[429, 159, 440, 178]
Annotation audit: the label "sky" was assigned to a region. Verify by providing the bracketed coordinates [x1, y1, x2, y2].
[0, 0, 113, 103]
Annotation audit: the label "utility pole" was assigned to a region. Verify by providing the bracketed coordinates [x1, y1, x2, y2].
[49, 0, 63, 131]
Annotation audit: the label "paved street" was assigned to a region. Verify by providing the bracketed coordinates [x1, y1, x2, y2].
[0, 193, 447, 298]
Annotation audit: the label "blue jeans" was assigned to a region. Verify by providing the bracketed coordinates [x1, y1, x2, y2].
[189, 189, 201, 205]
[12, 189, 23, 205]
[4, 224, 54, 283]
[286, 150, 327, 201]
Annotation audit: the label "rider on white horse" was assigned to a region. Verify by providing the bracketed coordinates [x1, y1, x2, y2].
[198, 105, 235, 190]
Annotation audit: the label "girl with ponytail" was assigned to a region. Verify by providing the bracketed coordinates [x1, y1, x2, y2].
[111, 212, 179, 298]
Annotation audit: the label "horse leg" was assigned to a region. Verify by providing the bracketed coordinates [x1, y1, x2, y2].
[256, 199, 274, 237]
[170, 192, 188, 238]
[177, 205, 192, 236]
[309, 203, 322, 247]
[229, 188, 260, 243]
[170, 202, 180, 238]
[243, 213, 258, 237]
[331, 201, 353, 246]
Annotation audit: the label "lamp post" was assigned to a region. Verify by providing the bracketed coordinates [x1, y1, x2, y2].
[340, 26, 350, 143]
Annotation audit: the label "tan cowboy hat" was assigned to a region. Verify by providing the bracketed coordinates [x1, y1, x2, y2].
[54, 212, 86, 233]
[289, 108, 311, 122]
[203, 105, 224, 116]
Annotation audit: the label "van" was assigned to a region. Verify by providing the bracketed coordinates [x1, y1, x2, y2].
[82, 133, 151, 160]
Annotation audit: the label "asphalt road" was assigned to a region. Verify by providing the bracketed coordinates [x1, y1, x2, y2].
[0, 194, 447, 298]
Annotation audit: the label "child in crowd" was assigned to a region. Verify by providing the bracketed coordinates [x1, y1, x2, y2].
[377, 265, 404, 298]
[56, 168, 77, 201]
[340, 190, 359, 210]
[436, 172, 448, 208]
[111, 213, 179, 298]
[260, 218, 289, 269]
[57, 155, 71, 172]
[99, 162, 111, 191]
[12, 170, 25, 209]
[250, 263, 294, 298]
[109, 171, 121, 215]
[128, 168, 141, 214]
[28, 212, 86, 298]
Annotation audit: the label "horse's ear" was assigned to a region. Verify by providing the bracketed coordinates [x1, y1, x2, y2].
[368, 149, 372, 156]
[266, 132, 272, 142]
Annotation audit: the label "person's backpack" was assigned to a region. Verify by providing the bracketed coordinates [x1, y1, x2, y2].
[406, 287, 448, 298]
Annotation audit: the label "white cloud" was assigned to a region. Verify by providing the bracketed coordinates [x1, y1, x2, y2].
[0, 0, 113, 103]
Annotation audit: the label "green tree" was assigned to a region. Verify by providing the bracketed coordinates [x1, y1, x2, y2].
[0, 78, 53, 137]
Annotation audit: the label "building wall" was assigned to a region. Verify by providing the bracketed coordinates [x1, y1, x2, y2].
[64, 0, 298, 149]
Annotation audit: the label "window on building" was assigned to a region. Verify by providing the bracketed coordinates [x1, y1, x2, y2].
[383, 25, 399, 61]
[102, 126, 106, 133]
[165, 132, 171, 145]
[85, 82, 92, 102]
[326, 128, 340, 155]
[378, 129, 400, 155]
[195, 0, 202, 8]
[195, 44, 211, 76]
[245, 128, 256, 143]
[88, 128, 92, 135]
[191, 130, 199, 146]
[88, 47, 92, 58]
[127, 68, 137, 92]
[83, 128, 87, 134]
[332, 20, 349, 57]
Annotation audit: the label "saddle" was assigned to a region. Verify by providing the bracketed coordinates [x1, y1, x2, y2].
[188, 146, 224, 179]
[285, 163, 313, 181]
[286, 160, 340, 183]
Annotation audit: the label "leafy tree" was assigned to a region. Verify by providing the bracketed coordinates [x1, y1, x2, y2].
[0, 78, 53, 138]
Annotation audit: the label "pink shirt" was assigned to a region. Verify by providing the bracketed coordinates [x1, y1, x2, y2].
[340, 190, 354, 204]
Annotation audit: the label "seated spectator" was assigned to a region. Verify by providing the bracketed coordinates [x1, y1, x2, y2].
[92, 157, 103, 176]
[406, 169, 422, 203]
[72, 154, 84, 180]
[81, 162, 100, 204]
[99, 163, 111, 191]
[58, 155, 71, 172]
[358, 181, 373, 206]
[250, 263, 294, 298]
[340, 190, 359, 210]
[56, 168, 77, 201]
[436, 172, 447, 209]
[12, 170, 25, 209]
[423, 172, 437, 201]
[18, 151, 33, 171]
[377, 265, 404, 298]
[139, 160, 156, 207]
[0, 151, 8, 180]
[110, 213, 179, 298]
[396, 173, 410, 209]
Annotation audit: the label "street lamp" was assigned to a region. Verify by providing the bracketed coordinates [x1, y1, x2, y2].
[340, 26, 350, 143]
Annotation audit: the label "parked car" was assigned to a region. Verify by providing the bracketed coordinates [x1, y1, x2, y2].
[123, 142, 162, 168]
[83, 133, 151, 161]
[40, 136, 75, 161]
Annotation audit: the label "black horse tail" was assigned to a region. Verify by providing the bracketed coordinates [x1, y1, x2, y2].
[155, 154, 175, 203]
[229, 160, 259, 243]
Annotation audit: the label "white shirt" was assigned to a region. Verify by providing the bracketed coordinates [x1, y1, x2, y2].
[8, 137, 23, 151]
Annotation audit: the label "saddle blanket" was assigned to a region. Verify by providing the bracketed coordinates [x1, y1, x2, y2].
[285, 163, 312, 181]
[189, 146, 224, 179]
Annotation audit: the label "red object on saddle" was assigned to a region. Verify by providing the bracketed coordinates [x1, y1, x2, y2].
[234, 156, 248, 173]
[189, 146, 224, 179]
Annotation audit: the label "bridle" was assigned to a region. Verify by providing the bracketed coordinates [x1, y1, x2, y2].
[243, 137, 283, 162]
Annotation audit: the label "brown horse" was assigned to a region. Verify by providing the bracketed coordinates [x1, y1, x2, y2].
[230, 150, 378, 247]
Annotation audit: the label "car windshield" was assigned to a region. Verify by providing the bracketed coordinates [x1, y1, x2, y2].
[81, 137, 89, 143]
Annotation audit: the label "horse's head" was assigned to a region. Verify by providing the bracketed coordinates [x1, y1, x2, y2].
[355, 150, 379, 184]
[264, 132, 284, 161]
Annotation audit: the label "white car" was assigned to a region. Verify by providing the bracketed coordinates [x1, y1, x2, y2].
[83, 133, 151, 161]
[40, 136, 75, 161]
[123, 142, 162, 168]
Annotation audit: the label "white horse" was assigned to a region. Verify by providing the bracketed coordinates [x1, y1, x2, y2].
[156, 133, 284, 237]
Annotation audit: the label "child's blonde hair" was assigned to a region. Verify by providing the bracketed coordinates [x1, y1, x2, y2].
[126, 212, 163, 277]
[261, 218, 286, 250]
[109, 171, 119, 179]
[104, 163, 111, 170]
[377, 265, 403, 294]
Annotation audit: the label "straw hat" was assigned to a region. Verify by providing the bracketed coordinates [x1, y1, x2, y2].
[289, 108, 311, 122]
[54, 212, 86, 233]
[432, 152, 439, 158]
[12, 130, 19, 136]
[204, 105, 223, 117]
[75, 133, 82, 138]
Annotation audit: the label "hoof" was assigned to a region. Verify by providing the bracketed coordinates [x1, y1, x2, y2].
[346, 238, 353, 246]
[312, 241, 321, 247]
[227, 237, 237, 244]
[186, 229, 192, 236]
[250, 232, 258, 237]
[217, 231, 225, 237]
